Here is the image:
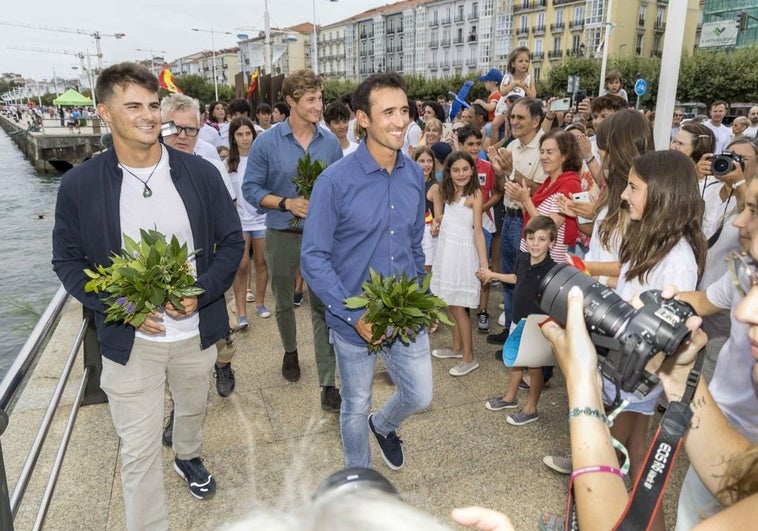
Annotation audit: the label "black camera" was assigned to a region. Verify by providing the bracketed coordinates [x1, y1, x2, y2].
[537, 264, 695, 398]
[711, 151, 744, 177]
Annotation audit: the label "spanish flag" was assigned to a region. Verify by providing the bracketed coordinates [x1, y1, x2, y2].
[246, 69, 259, 99]
[159, 67, 183, 94]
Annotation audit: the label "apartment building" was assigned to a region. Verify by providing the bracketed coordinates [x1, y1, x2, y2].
[243, 0, 704, 83]
[238, 25, 309, 77]
[172, 49, 241, 88]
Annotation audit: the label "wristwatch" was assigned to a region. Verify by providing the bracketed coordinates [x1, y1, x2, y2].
[278, 197, 288, 212]
[732, 179, 746, 189]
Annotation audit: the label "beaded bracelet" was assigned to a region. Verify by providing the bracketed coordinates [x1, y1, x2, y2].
[568, 406, 609, 425]
[570, 465, 624, 481]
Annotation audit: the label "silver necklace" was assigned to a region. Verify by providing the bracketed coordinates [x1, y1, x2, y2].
[118, 151, 162, 198]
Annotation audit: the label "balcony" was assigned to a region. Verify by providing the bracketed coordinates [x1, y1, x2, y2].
[466, 56, 477, 65]
[430, 19, 439, 27]
[453, 58, 463, 66]
[441, 62, 450, 70]
[430, 38, 439, 47]
[569, 20, 584, 29]
[532, 24, 546, 34]
[550, 22, 565, 32]
[638, 17, 646, 28]
[454, 37, 464, 45]
[468, 33, 477, 42]
[468, 11, 478, 20]
[650, 50, 662, 58]
[532, 51, 544, 60]
[441, 37, 451, 46]
[517, 27, 529, 36]
[454, 14, 464, 23]
[554, 0, 583, 4]
[635, 46, 642, 54]
[654, 21, 666, 32]
[386, 27, 395, 34]
[441, 17, 451, 25]
[430, 62, 438, 69]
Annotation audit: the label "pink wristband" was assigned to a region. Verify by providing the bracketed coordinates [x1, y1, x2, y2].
[570, 465, 624, 481]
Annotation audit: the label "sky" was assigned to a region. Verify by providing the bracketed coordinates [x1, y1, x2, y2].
[0, 0, 393, 81]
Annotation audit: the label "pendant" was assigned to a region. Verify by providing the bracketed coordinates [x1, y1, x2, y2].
[143, 185, 153, 198]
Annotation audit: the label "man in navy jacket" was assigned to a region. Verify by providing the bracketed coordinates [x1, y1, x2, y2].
[52, 62, 242, 530]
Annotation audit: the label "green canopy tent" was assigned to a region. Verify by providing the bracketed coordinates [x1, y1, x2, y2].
[53, 89, 93, 106]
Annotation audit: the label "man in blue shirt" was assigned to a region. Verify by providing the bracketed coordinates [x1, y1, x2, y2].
[301, 72, 433, 470]
[242, 69, 343, 411]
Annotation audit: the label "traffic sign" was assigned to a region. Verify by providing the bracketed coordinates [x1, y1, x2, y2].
[634, 79, 647, 97]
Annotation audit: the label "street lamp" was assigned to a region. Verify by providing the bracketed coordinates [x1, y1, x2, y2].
[191, 27, 233, 101]
[312, 0, 339, 75]
[136, 48, 167, 75]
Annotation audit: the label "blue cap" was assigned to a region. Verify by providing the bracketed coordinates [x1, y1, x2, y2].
[478, 68, 503, 84]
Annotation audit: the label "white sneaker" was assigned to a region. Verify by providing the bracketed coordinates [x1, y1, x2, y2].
[246, 290, 255, 302]
[431, 348, 463, 359]
[449, 359, 479, 376]
[498, 312, 506, 327]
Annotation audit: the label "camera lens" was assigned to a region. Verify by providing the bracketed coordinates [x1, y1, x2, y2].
[537, 264, 632, 337]
[711, 155, 733, 177]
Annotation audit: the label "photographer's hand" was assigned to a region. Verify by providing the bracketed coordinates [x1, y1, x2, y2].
[451, 506, 515, 531]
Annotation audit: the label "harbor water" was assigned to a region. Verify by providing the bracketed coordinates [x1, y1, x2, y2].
[0, 127, 61, 377]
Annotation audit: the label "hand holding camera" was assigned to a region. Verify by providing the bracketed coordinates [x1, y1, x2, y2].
[710, 151, 746, 188]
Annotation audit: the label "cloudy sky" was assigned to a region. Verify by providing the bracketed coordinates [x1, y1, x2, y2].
[0, 0, 392, 80]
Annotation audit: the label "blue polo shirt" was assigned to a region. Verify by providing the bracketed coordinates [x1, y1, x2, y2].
[242, 119, 342, 230]
[301, 141, 427, 345]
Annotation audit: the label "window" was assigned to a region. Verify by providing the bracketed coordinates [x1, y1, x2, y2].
[534, 38, 543, 53]
[537, 13, 545, 27]
[555, 9, 564, 25]
[553, 36, 562, 51]
[656, 7, 665, 26]
[572, 34, 581, 51]
[636, 33, 644, 54]
[534, 67, 541, 81]
[653, 34, 661, 52]
[520, 15, 528, 31]
[638, 5, 647, 26]
[574, 6, 584, 23]
[472, 2, 479, 19]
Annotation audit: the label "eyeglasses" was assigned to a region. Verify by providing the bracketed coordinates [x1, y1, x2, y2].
[728, 250, 758, 297]
[164, 123, 199, 137]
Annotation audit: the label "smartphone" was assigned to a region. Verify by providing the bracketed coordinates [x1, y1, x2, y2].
[442, 123, 453, 137]
[160, 120, 177, 138]
[551, 98, 571, 112]
[572, 191, 592, 224]
[574, 90, 587, 107]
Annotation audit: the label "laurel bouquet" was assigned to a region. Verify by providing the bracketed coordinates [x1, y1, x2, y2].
[344, 269, 452, 353]
[290, 153, 327, 227]
[83, 229, 205, 327]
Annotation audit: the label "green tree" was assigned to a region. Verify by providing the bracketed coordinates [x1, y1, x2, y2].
[677, 47, 758, 104]
[162, 75, 234, 104]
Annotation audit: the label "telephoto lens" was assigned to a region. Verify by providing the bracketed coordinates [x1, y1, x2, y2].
[537, 264, 696, 397]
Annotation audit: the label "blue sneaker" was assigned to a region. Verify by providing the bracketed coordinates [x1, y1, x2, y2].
[236, 316, 249, 330]
[256, 305, 271, 318]
[368, 414, 404, 470]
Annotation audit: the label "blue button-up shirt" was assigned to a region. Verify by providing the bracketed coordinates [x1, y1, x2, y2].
[301, 141, 426, 345]
[242, 120, 342, 230]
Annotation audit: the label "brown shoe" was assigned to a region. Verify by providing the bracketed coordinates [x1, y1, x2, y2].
[282, 350, 301, 382]
[321, 386, 341, 412]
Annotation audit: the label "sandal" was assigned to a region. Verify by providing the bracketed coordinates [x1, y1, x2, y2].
[538, 512, 565, 531]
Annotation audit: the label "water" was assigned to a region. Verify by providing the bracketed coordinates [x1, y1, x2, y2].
[0, 128, 61, 377]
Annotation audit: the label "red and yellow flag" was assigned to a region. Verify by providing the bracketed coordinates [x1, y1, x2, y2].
[246, 69, 260, 99]
[159, 66, 183, 94]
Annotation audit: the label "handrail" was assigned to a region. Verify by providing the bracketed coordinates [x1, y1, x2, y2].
[0, 286, 69, 412]
[0, 285, 105, 530]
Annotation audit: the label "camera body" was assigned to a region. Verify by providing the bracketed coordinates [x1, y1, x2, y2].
[537, 264, 695, 397]
[160, 120, 178, 138]
[711, 151, 744, 177]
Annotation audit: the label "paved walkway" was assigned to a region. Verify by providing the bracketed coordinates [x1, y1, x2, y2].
[4, 284, 689, 529]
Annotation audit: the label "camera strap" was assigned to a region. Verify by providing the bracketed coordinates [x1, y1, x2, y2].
[562, 351, 703, 531]
[615, 350, 704, 530]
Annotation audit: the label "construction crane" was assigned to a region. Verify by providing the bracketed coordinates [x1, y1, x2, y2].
[0, 21, 125, 72]
[10, 46, 102, 105]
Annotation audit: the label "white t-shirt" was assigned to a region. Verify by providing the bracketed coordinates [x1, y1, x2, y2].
[704, 121, 732, 153]
[615, 239, 698, 301]
[402, 121, 422, 157]
[706, 271, 758, 441]
[228, 156, 266, 232]
[215, 122, 230, 149]
[118, 145, 200, 342]
[198, 123, 221, 146]
[194, 138, 222, 162]
[700, 177, 737, 240]
[199, 155, 235, 201]
[744, 125, 757, 138]
[342, 141, 359, 157]
[585, 206, 621, 263]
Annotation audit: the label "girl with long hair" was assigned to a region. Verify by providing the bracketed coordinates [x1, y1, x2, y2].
[226, 117, 270, 326]
[430, 152, 488, 377]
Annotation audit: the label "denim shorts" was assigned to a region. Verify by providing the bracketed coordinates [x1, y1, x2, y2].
[244, 229, 266, 239]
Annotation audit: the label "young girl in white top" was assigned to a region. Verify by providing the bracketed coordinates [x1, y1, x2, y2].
[606, 150, 707, 530]
[499, 46, 536, 100]
[430, 151, 488, 377]
[413, 147, 443, 273]
[226, 117, 270, 326]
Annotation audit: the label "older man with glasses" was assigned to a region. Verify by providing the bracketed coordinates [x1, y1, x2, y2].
[671, 107, 685, 140]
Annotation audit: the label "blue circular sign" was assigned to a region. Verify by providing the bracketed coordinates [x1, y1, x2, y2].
[634, 79, 647, 96]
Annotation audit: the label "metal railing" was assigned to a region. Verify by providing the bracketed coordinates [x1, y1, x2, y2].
[0, 286, 105, 530]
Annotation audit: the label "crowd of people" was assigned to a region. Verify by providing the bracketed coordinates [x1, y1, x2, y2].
[50, 56, 758, 530]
